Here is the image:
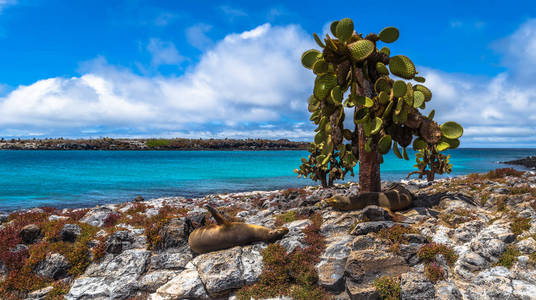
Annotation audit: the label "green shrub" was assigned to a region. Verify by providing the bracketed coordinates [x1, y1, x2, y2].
[374, 276, 400, 300]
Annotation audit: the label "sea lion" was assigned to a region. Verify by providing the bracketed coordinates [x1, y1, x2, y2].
[188, 205, 289, 254]
[326, 183, 413, 211]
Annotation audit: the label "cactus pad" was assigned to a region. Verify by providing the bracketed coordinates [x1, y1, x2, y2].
[389, 55, 416, 79]
[378, 134, 392, 154]
[348, 40, 374, 61]
[440, 121, 463, 139]
[376, 62, 389, 75]
[412, 138, 427, 150]
[313, 33, 325, 48]
[336, 18, 354, 42]
[413, 91, 425, 108]
[379, 27, 399, 43]
[301, 50, 322, 69]
[413, 84, 432, 101]
[379, 46, 390, 56]
[393, 80, 407, 97]
[314, 74, 337, 100]
[374, 77, 391, 93]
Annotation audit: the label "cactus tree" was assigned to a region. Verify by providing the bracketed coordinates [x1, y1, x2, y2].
[296, 18, 463, 191]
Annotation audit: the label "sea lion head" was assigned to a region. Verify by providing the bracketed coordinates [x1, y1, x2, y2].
[325, 195, 351, 210]
[265, 227, 289, 242]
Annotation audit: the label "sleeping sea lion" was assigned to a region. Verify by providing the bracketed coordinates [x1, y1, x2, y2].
[326, 183, 413, 211]
[188, 205, 289, 254]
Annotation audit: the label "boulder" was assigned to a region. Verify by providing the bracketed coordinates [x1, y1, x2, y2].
[34, 253, 70, 280]
[138, 270, 181, 293]
[80, 207, 115, 227]
[60, 223, 82, 242]
[434, 281, 462, 300]
[150, 263, 209, 300]
[465, 267, 513, 299]
[316, 234, 353, 292]
[20, 224, 41, 244]
[400, 271, 435, 299]
[350, 221, 397, 235]
[149, 246, 192, 270]
[158, 218, 188, 249]
[134, 195, 144, 202]
[106, 230, 136, 254]
[0, 212, 7, 223]
[277, 219, 310, 253]
[360, 205, 393, 221]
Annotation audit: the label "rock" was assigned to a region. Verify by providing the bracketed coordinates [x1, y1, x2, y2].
[277, 219, 311, 253]
[158, 218, 188, 249]
[431, 225, 453, 245]
[458, 252, 488, 272]
[67, 249, 151, 299]
[360, 205, 393, 221]
[134, 195, 144, 202]
[400, 271, 435, 299]
[516, 237, 536, 254]
[139, 270, 181, 293]
[512, 279, 536, 299]
[48, 214, 69, 222]
[26, 286, 54, 299]
[350, 221, 396, 235]
[106, 230, 136, 254]
[0, 261, 7, 282]
[345, 249, 410, 283]
[0, 212, 7, 223]
[465, 267, 513, 299]
[20, 224, 41, 244]
[80, 207, 115, 227]
[345, 279, 379, 300]
[316, 234, 353, 292]
[193, 246, 244, 297]
[240, 244, 264, 285]
[453, 220, 485, 243]
[10, 243, 29, 254]
[34, 253, 70, 280]
[320, 211, 360, 236]
[435, 280, 462, 300]
[60, 223, 82, 242]
[149, 246, 192, 270]
[150, 264, 208, 299]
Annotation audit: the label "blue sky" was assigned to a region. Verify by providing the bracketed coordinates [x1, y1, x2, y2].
[0, 0, 536, 147]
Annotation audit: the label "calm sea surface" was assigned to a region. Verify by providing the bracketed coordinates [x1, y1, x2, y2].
[0, 149, 534, 211]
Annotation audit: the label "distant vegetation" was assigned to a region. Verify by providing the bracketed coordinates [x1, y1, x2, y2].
[0, 137, 309, 151]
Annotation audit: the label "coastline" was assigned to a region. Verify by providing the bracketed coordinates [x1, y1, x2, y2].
[1, 168, 536, 299]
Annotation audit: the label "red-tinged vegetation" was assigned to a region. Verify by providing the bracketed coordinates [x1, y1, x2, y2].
[236, 213, 328, 300]
[424, 261, 445, 282]
[417, 243, 457, 266]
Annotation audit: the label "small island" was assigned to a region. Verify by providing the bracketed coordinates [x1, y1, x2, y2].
[0, 138, 309, 151]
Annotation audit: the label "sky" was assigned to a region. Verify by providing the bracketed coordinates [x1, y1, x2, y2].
[0, 0, 535, 147]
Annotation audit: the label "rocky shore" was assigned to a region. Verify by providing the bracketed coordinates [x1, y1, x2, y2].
[504, 156, 536, 170]
[0, 138, 308, 151]
[1, 168, 536, 299]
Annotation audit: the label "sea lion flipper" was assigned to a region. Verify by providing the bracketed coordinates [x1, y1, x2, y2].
[205, 205, 229, 225]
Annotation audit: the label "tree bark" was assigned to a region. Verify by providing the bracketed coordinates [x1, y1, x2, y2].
[358, 126, 382, 192]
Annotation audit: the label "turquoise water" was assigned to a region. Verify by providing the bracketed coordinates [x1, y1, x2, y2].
[0, 149, 534, 211]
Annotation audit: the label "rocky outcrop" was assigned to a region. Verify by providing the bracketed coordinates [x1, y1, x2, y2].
[34, 252, 70, 280]
[60, 223, 82, 242]
[20, 224, 41, 244]
[80, 207, 115, 227]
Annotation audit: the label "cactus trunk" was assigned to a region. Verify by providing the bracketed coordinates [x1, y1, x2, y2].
[358, 125, 381, 192]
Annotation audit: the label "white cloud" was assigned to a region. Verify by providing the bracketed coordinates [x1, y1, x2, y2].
[186, 23, 213, 50]
[147, 38, 184, 66]
[0, 24, 315, 138]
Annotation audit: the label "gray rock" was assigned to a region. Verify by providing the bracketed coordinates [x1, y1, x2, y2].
[350, 221, 396, 235]
[435, 280, 462, 300]
[459, 251, 488, 272]
[67, 249, 151, 299]
[60, 223, 82, 242]
[516, 237, 536, 254]
[34, 252, 70, 280]
[149, 245, 192, 270]
[316, 234, 353, 291]
[48, 214, 69, 222]
[138, 270, 181, 293]
[0, 212, 7, 223]
[360, 205, 393, 221]
[345, 249, 409, 283]
[345, 279, 379, 300]
[26, 286, 54, 299]
[465, 267, 514, 300]
[400, 271, 435, 299]
[150, 264, 209, 300]
[80, 207, 115, 227]
[512, 279, 536, 300]
[320, 211, 360, 236]
[158, 218, 188, 249]
[193, 246, 244, 297]
[277, 219, 311, 253]
[106, 230, 136, 254]
[20, 224, 41, 244]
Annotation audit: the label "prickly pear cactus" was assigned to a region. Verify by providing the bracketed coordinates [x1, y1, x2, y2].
[295, 18, 463, 187]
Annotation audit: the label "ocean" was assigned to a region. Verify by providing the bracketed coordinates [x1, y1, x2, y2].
[0, 149, 534, 211]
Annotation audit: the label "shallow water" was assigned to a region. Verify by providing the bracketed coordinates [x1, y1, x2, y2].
[0, 149, 534, 211]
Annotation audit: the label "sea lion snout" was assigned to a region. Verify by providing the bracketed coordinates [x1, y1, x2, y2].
[266, 227, 289, 242]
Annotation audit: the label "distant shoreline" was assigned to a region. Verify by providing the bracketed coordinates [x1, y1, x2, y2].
[0, 138, 309, 151]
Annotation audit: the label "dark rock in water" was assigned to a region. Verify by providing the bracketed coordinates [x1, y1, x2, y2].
[60, 224, 82, 242]
[503, 156, 536, 169]
[20, 224, 42, 244]
[34, 253, 70, 280]
[106, 230, 136, 254]
[134, 195, 144, 202]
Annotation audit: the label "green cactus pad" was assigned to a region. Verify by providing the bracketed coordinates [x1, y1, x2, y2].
[442, 137, 460, 149]
[331, 85, 343, 104]
[301, 50, 322, 69]
[376, 62, 389, 75]
[393, 80, 407, 97]
[389, 55, 416, 79]
[371, 117, 383, 135]
[428, 109, 435, 120]
[348, 40, 375, 61]
[413, 91, 425, 108]
[413, 84, 432, 101]
[392, 141, 403, 159]
[330, 21, 339, 36]
[307, 96, 320, 112]
[412, 138, 427, 150]
[314, 131, 325, 144]
[374, 77, 391, 93]
[379, 46, 390, 56]
[313, 33, 325, 48]
[379, 27, 399, 43]
[379, 91, 390, 104]
[378, 134, 392, 154]
[383, 100, 394, 119]
[312, 59, 329, 74]
[436, 141, 450, 152]
[314, 74, 337, 99]
[356, 96, 374, 108]
[335, 18, 354, 42]
[440, 121, 463, 139]
[354, 108, 369, 124]
[414, 76, 426, 83]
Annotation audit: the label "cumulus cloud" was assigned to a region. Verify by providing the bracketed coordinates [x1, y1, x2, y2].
[147, 38, 185, 66]
[0, 24, 315, 138]
[186, 23, 213, 50]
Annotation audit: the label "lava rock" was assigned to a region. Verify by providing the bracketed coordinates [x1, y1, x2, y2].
[60, 224, 82, 242]
[34, 253, 70, 280]
[20, 224, 42, 244]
